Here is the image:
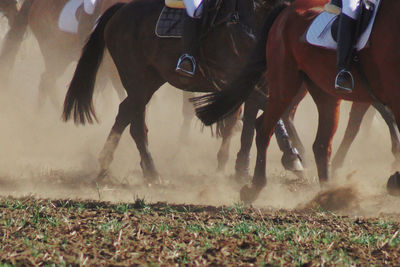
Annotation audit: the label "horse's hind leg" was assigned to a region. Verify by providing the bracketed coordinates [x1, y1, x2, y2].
[331, 102, 369, 175]
[235, 94, 259, 181]
[306, 81, 340, 185]
[97, 97, 133, 181]
[216, 107, 242, 172]
[372, 102, 400, 170]
[123, 74, 163, 183]
[179, 91, 195, 144]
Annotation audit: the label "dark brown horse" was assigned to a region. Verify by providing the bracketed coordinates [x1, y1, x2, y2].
[194, 0, 400, 203]
[0, 0, 126, 107]
[62, 0, 288, 184]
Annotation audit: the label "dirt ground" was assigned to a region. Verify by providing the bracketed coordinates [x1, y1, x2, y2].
[0, 15, 400, 265]
[1, 197, 400, 265]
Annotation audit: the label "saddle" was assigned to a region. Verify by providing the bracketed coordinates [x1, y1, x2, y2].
[156, 0, 243, 38]
[306, 0, 380, 51]
[58, 0, 84, 34]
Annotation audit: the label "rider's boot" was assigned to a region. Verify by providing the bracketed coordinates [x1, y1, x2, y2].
[335, 13, 357, 93]
[176, 16, 202, 77]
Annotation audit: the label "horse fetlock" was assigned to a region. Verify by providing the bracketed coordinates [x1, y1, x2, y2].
[98, 150, 114, 170]
[235, 153, 250, 170]
[94, 169, 109, 186]
[140, 160, 160, 183]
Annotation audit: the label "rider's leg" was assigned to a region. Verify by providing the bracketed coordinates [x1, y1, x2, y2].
[176, 15, 202, 77]
[335, 0, 360, 93]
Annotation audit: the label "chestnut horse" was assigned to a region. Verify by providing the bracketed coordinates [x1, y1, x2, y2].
[0, 0, 126, 107]
[194, 0, 400, 203]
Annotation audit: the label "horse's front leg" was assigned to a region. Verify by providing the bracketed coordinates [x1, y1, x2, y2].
[97, 98, 132, 182]
[240, 98, 295, 203]
[275, 119, 304, 177]
[308, 84, 340, 185]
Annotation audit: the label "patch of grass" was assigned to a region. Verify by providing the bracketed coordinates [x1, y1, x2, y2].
[1, 196, 399, 266]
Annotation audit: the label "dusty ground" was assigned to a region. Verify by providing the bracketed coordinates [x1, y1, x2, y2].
[0, 17, 400, 265]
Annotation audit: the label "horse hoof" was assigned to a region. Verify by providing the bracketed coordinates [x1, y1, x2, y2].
[240, 185, 259, 204]
[91, 169, 108, 186]
[145, 174, 163, 187]
[281, 153, 304, 172]
[387, 172, 400, 197]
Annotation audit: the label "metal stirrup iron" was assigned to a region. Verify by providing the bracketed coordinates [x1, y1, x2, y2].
[176, 54, 196, 77]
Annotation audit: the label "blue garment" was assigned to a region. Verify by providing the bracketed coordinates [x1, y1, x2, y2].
[183, 0, 204, 18]
[342, 0, 361, 19]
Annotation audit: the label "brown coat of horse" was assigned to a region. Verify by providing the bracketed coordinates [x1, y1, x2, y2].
[194, 0, 400, 203]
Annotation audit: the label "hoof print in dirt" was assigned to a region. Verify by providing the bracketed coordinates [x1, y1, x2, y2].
[387, 171, 400, 197]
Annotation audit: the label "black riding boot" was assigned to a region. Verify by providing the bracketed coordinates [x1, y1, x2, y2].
[176, 16, 202, 77]
[335, 13, 357, 93]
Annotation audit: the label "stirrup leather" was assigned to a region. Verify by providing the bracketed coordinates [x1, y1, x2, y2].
[335, 69, 354, 92]
[176, 54, 196, 77]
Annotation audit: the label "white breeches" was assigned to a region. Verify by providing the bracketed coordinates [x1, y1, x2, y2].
[183, 0, 204, 18]
[84, 0, 97, 14]
[342, 0, 361, 19]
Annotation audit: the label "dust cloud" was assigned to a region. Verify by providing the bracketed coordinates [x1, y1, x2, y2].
[0, 21, 399, 216]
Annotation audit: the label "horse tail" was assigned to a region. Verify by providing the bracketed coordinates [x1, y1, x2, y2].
[62, 3, 125, 124]
[0, 0, 34, 74]
[191, 3, 288, 126]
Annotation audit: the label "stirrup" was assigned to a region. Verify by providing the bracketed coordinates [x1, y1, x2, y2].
[176, 54, 196, 77]
[335, 69, 354, 93]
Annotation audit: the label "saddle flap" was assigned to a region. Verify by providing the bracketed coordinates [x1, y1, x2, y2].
[305, 0, 381, 51]
[165, 0, 185, 9]
[155, 6, 185, 38]
[58, 0, 84, 34]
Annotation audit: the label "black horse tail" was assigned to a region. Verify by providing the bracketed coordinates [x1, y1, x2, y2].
[62, 3, 125, 124]
[191, 3, 288, 126]
[0, 0, 34, 76]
